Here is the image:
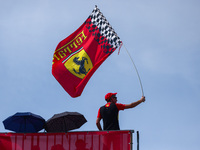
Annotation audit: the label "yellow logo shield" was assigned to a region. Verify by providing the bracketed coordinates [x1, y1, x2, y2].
[63, 48, 93, 79]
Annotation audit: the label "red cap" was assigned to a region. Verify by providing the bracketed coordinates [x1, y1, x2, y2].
[105, 93, 117, 101]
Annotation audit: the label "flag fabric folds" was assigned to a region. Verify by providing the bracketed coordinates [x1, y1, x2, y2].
[52, 5, 122, 98]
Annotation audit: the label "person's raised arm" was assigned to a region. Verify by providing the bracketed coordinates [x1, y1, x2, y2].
[124, 96, 145, 109]
[96, 118, 102, 131]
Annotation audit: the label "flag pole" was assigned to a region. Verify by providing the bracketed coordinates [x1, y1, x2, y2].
[123, 44, 144, 96]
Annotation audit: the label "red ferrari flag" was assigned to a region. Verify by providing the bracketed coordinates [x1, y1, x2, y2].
[52, 6, 122, 98]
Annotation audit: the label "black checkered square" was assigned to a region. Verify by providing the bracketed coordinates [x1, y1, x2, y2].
[90, 5, 122, 49]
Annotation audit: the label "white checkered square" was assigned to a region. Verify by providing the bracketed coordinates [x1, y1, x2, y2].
[90, 6, 122, 49]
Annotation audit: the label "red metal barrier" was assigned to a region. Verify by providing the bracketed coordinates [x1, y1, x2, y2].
[0, 130, 133, 150]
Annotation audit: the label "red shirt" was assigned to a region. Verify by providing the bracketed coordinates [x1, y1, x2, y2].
[97, 102, 125, 118]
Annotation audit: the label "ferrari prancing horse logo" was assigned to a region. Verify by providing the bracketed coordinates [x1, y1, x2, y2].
[63, 48, 93, 79]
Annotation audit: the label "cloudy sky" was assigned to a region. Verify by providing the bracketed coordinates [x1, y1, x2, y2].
[0, 0, 200, 150]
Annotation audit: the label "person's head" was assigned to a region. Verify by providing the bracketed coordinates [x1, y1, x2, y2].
[51, 144, 65, 150]
[75, 139, 86, 149]
[105, 93, 117, 103]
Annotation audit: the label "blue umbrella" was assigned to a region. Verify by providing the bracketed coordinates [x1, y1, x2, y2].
[3, 112, 45, 133]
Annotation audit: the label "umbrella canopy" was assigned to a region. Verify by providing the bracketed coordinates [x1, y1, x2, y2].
[45, 111, 87, 132]
[3, 112, 45, 133]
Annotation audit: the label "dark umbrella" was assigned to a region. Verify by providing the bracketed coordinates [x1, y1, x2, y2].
[45, 111, 87, 132]
[3, 112, 45, 133]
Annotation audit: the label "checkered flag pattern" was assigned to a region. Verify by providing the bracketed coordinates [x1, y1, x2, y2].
[90, 5, 122, 49]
